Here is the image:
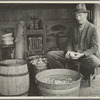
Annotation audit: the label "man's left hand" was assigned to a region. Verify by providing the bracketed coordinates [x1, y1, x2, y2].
[70, 52, 84, 60]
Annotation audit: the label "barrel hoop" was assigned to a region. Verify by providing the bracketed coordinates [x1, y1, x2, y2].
[0, 91, 29, 96]
[38, 84, 80, 94]
[0, 63, 27, 67]
[0, 72, 29, 77]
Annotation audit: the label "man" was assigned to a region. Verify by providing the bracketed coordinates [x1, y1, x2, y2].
[46, 3, 100, 80]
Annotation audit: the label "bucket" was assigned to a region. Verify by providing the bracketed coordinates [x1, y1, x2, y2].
[2, 33, 14, 45]
[26, 55, 47, 95]
[27, 55, 47, 75]
[36, 69, 82, 96]
[0, 59, 30, 96]
[26, 55, 47, 85]
[2, 37, 14, 45]
[2, 33, 13, 38]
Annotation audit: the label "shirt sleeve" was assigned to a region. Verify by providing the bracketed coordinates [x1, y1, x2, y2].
[83, 27, 99, 56]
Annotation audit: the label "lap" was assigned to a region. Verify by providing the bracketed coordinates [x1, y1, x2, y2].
[47, 51, 100, 69]
[65, 54, 100, 69]
[47, 50, 64, 56]
[47, 50, 66, 62]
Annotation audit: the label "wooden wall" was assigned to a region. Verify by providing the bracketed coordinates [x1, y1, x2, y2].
[0, 4, 75, 22]
[0, 4, 76, 51]
[93, 4, 100, 55]
[0, 4, 94, 57]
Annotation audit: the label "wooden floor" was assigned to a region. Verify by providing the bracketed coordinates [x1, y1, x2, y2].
[80, 75, 100, 97]
[28, 74, 100, 97]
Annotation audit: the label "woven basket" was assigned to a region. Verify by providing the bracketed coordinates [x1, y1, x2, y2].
[27, 55, 47, 74]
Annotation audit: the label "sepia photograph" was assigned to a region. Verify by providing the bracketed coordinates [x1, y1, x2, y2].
[0, 1, 100, 99]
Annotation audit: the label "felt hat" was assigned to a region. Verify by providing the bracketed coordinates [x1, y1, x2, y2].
[75, 3, 90, 14]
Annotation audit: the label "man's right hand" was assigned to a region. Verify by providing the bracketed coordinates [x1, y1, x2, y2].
[65, 51, 71, 59]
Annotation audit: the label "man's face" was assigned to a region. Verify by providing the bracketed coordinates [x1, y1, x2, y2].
[75, 13, 87, 25]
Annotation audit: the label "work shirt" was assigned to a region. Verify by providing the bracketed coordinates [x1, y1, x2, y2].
[74, 24, 85, 52]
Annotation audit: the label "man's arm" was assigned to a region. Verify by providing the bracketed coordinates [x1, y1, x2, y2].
[83, 27, 99, 56]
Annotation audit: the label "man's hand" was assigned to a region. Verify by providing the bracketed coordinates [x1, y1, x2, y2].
[65, 51, 84, 60]
[70, 52, 84, 60]
[65, 51, 71, 59]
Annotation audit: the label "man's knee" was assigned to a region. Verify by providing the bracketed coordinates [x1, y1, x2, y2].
[85, 55, 100, 62]
[81, 54, 100, 68]
[47, 51, 55, 57]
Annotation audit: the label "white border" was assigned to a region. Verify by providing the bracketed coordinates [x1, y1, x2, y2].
[0, 96, 100, 99]
[0, 1, 100, 99]
[0, 1, 99, 3]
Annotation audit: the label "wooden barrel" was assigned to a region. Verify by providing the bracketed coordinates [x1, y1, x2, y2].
[0, 59, 30, 96]
[36, 69, 82, 96]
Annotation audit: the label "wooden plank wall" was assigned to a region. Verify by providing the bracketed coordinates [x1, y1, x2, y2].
[93, 4, 100, 57]
[0, 4, 94, 57]
[0, 4, 76, 51]
[0, 4, 75, 22]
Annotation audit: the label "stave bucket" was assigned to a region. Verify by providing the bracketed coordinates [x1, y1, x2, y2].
[36, 69, 82, 96]
[1, 33, 14, 45]
[0, 59, 30, 96]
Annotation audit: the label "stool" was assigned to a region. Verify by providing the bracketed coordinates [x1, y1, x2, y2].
[88, 70, 95, 87]
[88, 67, 99, 87]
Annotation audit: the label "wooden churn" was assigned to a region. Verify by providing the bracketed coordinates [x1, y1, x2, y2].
[15, 21, 25, 59]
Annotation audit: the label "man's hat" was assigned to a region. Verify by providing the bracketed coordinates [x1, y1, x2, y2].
[75, 3, 90, 14]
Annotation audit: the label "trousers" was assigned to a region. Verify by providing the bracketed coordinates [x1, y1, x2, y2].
[46, 50, 100, 79]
